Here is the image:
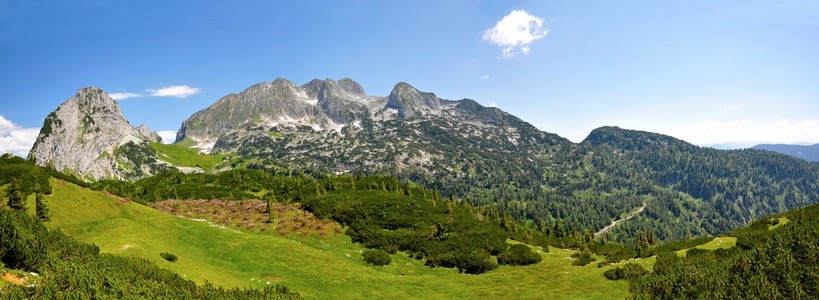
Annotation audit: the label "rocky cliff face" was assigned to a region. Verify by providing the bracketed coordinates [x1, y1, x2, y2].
[28, 87, 168, 180]
[174, 78, 568, 180]
[176, 78, 388, 153]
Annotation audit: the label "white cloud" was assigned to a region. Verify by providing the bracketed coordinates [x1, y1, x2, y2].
[0, 116, 40, 157]
[479, 75, 490, 80]
[487, 101, 498, 108]
[109, 92, 142, 100]
[669, 118, 819, 146]
[0, 116, 14, 130]
[148, 85, 200, 98]
[156, 130, 177, 144]
[482, 10, 548, 58]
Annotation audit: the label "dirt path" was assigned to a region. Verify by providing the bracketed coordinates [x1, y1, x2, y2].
[595, 203, 647, 236]
[1, 273, 27, 285]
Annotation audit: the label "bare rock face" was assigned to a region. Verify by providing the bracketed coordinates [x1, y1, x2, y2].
[172, 77, 567, 180]
[175, 78, 385, 153]
[385, 82, 441, 118]
[136, 124, 163, 143]
[28, 87, 167, 180]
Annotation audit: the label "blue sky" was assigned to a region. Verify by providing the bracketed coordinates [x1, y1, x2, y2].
[1, 1, 818, 156]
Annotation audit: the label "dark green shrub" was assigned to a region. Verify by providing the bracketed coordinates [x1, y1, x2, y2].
[652, 252, 679, 275]
[498, 244, 542, 266]
[685, 248, 707, 257]
[454, 249, 498, 274]
[160, 252, 178, 262]
[603, 262, 648, 280]
[362, 249, 391, 266]
[572, 248, 596, 266]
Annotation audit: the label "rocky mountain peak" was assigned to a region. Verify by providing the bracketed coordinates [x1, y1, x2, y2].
[70, 86, 123, 115]
[28, 87, 167, 180]
[337, 78, 366, 96]
[301, 78, 366, 101]
[386, 82, 441, 118]
[136, 124, 162, 143]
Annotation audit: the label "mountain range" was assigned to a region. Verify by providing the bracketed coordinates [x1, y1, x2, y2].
[753, 143, 819, 162]
[26, 78, 819, 242]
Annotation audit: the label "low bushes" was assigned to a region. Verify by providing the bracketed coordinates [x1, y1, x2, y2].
[160, 252, 178, 262]
[497, 244, 542, 266]
[362, 249, 391, 266]
[603, 262, 648, 280]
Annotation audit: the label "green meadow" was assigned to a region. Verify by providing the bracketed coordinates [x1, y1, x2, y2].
[149, 141, 235, 170]
[44, 179, 641, 299]
[675, 237, 737, 257]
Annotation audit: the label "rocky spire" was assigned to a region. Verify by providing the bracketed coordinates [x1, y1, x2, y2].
[386, 82, 441, 118]
[28, 87, 166, 180]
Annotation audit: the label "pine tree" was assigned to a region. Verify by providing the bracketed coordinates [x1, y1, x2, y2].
[264, 192, 275, 223]
[6, 179, 26, 211]
[35, 192, 50, 221]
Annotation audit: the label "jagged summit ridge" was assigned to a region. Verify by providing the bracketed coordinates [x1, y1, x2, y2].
[174, 78, 487, 152]
[173, 77, 568, 183]
[28, 87, 166, 180]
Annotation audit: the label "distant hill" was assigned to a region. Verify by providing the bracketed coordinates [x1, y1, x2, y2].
[753, 143, 819, 162]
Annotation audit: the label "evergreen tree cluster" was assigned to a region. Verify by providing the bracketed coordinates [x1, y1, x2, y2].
[90, 168, 550, 274]
[300, 177, 542, 274]
[629, 204, 819, 299]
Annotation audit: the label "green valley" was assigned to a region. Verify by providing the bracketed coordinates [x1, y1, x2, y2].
[33, 178, 635, 299]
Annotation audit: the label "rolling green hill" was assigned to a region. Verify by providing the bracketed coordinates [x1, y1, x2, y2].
[39, 178, 639, 299]
[150, 141, 236, 170]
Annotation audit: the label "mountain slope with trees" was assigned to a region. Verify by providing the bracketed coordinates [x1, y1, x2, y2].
[628, 201, 819, 299]
[25, 82, 819, 245]
[581, 126, 819, 242]
[2, 155, 640, 299]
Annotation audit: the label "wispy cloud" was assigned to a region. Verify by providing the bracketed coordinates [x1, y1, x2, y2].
[669, 118, 819, 146]
[156, 130, 177, 144]
[148, 85, 200, 98]
[487, 101, 498, 108]
[0, 115, 40, 157]
[109, 92, 142, 100]
[482, 10, 548, 58]
[479, 75, 490, 80]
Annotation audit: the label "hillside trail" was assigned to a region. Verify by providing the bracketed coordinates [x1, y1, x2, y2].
[595, 203, 647, 236]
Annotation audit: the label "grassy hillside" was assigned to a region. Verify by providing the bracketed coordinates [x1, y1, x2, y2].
[149, 142, 235, 170]
[45, 179, 639, 299]
[675, 237, 736, 257]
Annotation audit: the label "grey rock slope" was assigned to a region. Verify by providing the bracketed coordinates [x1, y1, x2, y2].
[175, 78, 568, 179]
[28, 87, 168, 180]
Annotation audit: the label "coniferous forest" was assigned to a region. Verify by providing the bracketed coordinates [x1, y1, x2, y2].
[0, 138, 819, 299]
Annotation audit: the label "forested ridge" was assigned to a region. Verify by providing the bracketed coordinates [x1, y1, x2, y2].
[396, 126, 819, 244]
[626, 202, 819, 299]
[5, 140, 819, 298]
[248, 121, 818, 245]
[34, 124, 819, 246]
[582, 127, 819, 242]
